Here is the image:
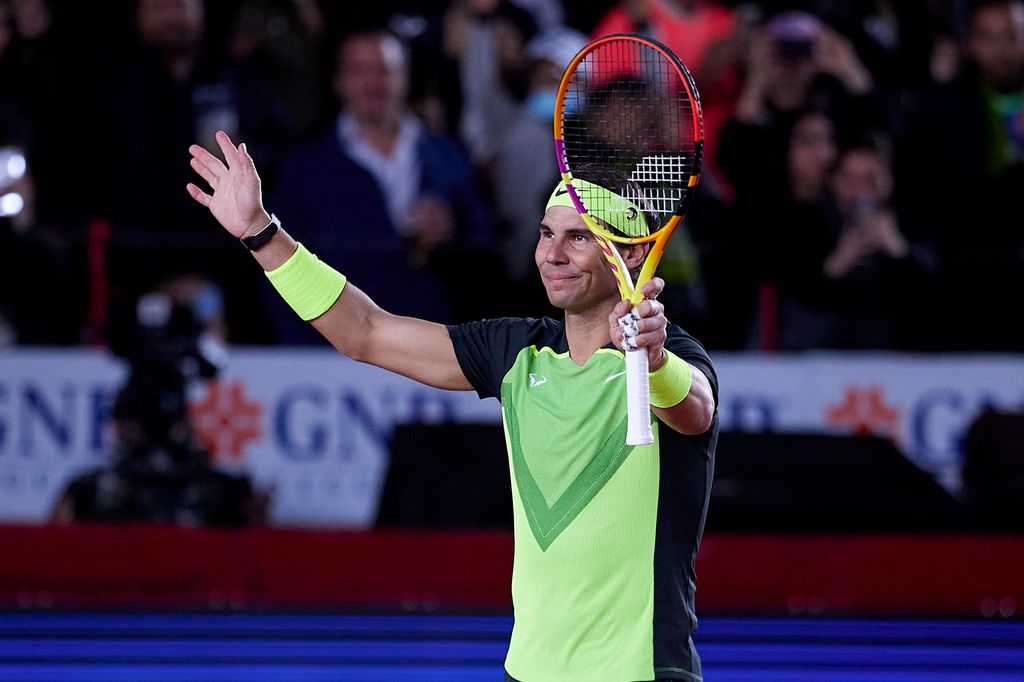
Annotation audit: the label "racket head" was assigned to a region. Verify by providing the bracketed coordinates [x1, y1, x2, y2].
[553, 33, 703, 252]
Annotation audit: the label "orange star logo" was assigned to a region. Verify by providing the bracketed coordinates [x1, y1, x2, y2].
[824, 385, 901, 438]
[188, 380, 263, 463]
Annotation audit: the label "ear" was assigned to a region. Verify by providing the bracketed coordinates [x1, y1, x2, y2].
[621, 242, 650, 275]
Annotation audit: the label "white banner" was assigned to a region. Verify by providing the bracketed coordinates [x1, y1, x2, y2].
[2, 349, 1022, 526]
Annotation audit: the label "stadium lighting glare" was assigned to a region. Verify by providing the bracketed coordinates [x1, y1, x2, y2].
[0, 192, 24, 217]
[0, 148, 26, 186]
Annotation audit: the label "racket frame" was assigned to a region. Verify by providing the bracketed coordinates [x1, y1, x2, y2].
[553, 33, 703, 445]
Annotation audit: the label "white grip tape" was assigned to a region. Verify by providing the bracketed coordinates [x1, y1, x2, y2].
[618, 309, 640, 351]
[620, 305, 652, 445]
[625, 347, 652, 445]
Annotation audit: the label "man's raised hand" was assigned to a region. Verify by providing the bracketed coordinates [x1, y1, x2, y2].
[186, 130, 271, 239]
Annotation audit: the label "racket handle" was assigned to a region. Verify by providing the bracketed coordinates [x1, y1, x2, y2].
[625, 347, 653, 445]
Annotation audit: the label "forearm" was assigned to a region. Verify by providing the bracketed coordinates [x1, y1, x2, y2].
[734, 80, 768, 124]
[254, 226, 471, 390]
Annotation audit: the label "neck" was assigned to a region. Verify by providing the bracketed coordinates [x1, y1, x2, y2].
[563, 303, 616, 366]
[354, 114, 401, 150]
[791, 176, 823, 202]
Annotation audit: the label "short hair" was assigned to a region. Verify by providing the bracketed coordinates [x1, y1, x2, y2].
[838, 130, 893, 167]
[335, 29, 410, 73]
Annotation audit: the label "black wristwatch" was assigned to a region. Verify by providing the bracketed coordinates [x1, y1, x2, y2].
[241, 213, 281, 251]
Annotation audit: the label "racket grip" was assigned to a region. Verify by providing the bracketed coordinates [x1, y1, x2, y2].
[625, 347, 653, 445]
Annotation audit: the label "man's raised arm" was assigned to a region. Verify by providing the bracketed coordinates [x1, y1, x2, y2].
[186, 130, 472, 391]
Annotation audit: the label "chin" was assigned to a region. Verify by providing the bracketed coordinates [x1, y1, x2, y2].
[543, 290, 572, 310]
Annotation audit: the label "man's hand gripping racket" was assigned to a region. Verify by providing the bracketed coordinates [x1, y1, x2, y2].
[554, 34, 703, 445]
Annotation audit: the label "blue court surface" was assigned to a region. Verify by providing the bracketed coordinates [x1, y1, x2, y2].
[1, 613, 1023, 681]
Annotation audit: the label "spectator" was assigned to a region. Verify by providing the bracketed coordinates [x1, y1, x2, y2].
[720, 10, 880, 165]
[492, 27, 586, 288]
[267, 29, 497, 341]
[902, 0, 1024, 349]
[774, 133, 931, 350]
[711, 10, 885, 348]
[444, 0, 538, 171]
[591, 0, 735, 70]
[227, 0, 331, 144]
[591, 0, 738, 197]
[79, 0, 292, 344]
[334, 30, 491, 257]
[0, 0, 81, 344]
[815, 0, 938, 94]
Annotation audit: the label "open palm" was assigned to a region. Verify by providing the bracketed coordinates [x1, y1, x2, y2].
[186, 130, 268, 239]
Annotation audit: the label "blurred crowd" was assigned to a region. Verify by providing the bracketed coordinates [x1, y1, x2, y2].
[1, 0, 1022, 352]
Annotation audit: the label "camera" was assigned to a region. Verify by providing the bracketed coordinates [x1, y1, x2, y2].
[58, 291, 256, 527]
[775, 38, 815, 61]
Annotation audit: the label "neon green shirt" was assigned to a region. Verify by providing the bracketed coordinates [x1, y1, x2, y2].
[449, 317, 718, 682]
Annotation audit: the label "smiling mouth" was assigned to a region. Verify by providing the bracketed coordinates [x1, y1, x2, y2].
[544, 273, 579, 284]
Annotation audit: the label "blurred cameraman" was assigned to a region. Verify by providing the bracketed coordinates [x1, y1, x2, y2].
[53, 282, 263, 527]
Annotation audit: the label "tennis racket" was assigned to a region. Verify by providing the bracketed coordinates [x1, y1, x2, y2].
[554, 34, 703, 445]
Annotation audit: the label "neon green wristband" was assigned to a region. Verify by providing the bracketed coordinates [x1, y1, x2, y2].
[649, 350, 692, 408]
[265, 243, 347, 321]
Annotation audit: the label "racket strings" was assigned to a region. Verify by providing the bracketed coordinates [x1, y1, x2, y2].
[562, 38, 699, 227]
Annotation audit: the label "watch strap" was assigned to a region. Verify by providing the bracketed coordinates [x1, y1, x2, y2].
[241, 213, 281, 251]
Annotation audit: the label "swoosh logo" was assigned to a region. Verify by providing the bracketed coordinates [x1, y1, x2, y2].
[555, 188, 569, 196]
[529, 374, 548, 388]
[604, 370, 627, 383]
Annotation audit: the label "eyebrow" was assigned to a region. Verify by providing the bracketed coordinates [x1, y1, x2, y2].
[538, 224, 590, 237]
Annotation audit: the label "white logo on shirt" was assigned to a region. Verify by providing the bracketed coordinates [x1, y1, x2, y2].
[604, 370, 627, 383]
[529, 374, 548, 388]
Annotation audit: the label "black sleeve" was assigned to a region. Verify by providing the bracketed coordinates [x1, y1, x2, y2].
[664, 324, 718, 405]
[447, 317, 547, 400]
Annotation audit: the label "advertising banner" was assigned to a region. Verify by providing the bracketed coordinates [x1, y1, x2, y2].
[2, 349, 1021, 526]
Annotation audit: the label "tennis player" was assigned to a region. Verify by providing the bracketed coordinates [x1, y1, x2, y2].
[188, 130, 718, 682]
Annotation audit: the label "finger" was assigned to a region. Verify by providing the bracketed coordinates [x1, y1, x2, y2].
[608, 312, 625, 343]
[186, 183, 212, 207]
[609, 324, 624, 348]
[635, 298, 664, 319]
[610, 299, 632, 319]
[189, 143, 227, 173]
[189, 157, 220, 190]
[632, 329, 668, 351]
[632, 313, 667, 335]
[215, 130, 240, 168]
[238, 142, 256, 169]
[640, 277, 665, 300]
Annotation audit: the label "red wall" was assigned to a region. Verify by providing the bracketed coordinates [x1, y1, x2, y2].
[3, 525, 1022, 617]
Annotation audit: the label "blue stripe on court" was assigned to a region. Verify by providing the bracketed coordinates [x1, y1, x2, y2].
[1, 614, 1023, 681]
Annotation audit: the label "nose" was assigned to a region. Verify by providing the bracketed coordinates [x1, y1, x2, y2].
[542, 235, 570, 265]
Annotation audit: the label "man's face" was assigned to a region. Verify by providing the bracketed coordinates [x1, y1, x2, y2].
[136, 0, 204, 56]
[535, 206, 622, 313]
[335, 35, 408, 121]
[788, 112, 837, 189]
[831, 149, 892, 216]
[969, 2, 1024, 91]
